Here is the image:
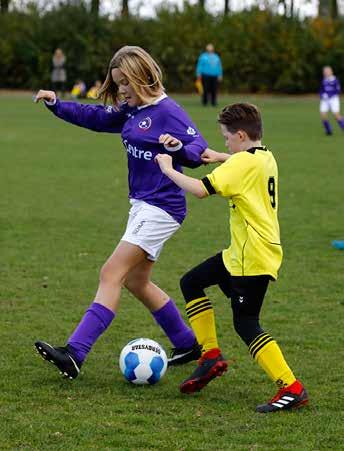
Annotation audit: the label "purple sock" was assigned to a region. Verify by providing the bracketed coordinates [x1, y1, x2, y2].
[152, 299, 195, 349]
[337, 118, 344, 130]
[67, 302, 115, 364]
[322, 120, 332, 135]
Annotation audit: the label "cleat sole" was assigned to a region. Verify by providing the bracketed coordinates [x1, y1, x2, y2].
[180, 360, 228, 394]
[34, 341, 79, 380]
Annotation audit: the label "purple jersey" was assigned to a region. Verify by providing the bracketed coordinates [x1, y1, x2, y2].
[320, 76, 341, 99]
[45, 96, 208, 223]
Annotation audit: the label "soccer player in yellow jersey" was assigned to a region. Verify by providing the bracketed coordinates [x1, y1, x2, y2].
[156, 103, 308, 413]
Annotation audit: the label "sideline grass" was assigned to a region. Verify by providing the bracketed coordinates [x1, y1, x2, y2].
[1, 93, 344, 450]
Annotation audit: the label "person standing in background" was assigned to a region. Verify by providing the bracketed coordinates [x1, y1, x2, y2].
[51, 48, 67, 98]
[196, 44, 223, 107]
[320, 66, 344, 135]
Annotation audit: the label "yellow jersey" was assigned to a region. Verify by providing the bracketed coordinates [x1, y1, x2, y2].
[201, 146, 282, 280]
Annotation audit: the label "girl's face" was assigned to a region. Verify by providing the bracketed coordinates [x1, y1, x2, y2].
[111, 68, 142, 107]
[323, 67, 333, 78]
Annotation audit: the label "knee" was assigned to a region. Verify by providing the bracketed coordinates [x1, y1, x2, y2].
[99, 261, 123, 286]
[233, 315, 263, 347]
[180, 271, 198, 300]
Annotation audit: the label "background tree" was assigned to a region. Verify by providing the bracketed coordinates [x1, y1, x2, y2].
[224, 0, 230, 15]
[1, 0, 10, 14]
[91, 0, 100, 16]
[122, 0, 129, 17]
[198, 0, 205, 10]
[318, 0, 339, 17]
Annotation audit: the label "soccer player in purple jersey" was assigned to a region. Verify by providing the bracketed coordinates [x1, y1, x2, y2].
[320, 66, 344, 135]
[33, 46, 208, 379]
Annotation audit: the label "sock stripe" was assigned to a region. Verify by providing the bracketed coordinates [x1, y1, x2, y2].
[185, 296, 208, 309]
[248, 333, 270, 352]
[186, 303, 213, 317]
[186, 302, 212, 317]
[186, 299, 212, 316]
[251, 338, 275, 359]
[187, 305, 213, 319]
[249, 335, 273, 356]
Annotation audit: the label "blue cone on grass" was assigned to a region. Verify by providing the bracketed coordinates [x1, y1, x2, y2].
[332, 240, 344, 250]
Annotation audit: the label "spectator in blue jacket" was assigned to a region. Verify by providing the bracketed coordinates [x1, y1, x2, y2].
[196, 44, 223, 106]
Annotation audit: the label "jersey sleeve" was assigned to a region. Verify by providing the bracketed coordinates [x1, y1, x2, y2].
[195, 54, 204, 77]
[201, 155, 248, 198]
[336, 78, 341, 94]
[45, 99, 127, 133]
[163, 108, 208, 168]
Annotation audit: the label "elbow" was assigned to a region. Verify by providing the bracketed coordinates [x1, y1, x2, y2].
[194, 189, 207, 199]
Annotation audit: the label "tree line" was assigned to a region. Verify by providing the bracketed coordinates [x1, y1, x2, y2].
[0, 2, 343, 93]
[1, 0, 343, 19]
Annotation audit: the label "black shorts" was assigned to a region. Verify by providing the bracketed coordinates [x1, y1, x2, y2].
[180, 252, 270, 317]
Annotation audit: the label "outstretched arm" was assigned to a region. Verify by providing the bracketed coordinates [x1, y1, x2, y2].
[155, 154, 207, 199]
[34, 89, 126, 133]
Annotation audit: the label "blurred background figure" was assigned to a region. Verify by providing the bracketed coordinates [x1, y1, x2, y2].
[196, 43, 223, 106]
[51, 48, 67, 98]
[86, 80, 102, 99]
[71, 79, 86, 98]
[320, 66, 344, 135]
[194, 76, 203, 97]
[332, 240, 344, 250]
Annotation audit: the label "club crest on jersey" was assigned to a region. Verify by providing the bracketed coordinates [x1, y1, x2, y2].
[138, 117, 152, 130]
[187, 126, 196, 135]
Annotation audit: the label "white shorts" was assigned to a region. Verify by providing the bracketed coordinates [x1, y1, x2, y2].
[320, 96, 340, 114]
[121, 200, 181, 261]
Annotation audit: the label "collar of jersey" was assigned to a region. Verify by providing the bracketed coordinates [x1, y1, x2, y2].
[246, 145, 267, 154]
[137, 93, 168, 110]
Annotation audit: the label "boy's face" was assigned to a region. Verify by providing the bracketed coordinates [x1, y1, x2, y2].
[220, 124, 244, 154]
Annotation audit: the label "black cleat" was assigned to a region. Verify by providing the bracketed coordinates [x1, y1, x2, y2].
[34, 340, 81, 380]
[180, 348, 228, 393]
[168, 340, 202, 366]
[256, 380, 308, 413]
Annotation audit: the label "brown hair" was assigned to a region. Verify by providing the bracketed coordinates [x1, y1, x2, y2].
[218, 103, 263, 140]
[98, 46, 164, 106]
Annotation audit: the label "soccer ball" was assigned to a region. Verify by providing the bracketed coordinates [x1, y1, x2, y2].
[119, 338, 168, 385]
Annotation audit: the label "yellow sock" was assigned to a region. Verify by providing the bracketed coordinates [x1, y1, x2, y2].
[249, 333, 296, 388]
[185, 297, 218, 353]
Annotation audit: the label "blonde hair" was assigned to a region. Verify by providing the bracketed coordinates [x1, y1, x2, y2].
[98, 46, 164, 106]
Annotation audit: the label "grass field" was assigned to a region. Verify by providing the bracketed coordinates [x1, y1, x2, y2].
[1, 92, 344, 450]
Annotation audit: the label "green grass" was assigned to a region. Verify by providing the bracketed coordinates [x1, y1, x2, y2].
[1, 92, 344, 450]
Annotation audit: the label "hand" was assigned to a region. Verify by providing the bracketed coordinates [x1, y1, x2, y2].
[155, 153, 173, 174]
[201, 148, 225, 164]
[159, 134, 182, 151]
[34, 90, 56, 103]
[218, 76, 223, 82]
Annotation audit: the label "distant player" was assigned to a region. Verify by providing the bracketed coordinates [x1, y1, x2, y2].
[33, 46, 208, 379]
[196, 43, 223, 107]
[156, 103, 308, 413]
[320, 66, 344, 135]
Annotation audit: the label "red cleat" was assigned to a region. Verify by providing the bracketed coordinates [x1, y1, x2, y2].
[180, 348, 228, 394]
[256, 380, 309, 413]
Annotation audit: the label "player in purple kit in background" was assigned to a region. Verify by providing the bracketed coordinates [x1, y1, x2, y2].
[319, 66, 344, 135]
[33, 46, 208, 379]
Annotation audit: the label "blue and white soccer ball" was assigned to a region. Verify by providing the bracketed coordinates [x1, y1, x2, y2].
[119, 338, 168, 385]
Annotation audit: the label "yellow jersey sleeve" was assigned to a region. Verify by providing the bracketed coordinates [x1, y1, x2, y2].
[201, 153, 256, 198]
